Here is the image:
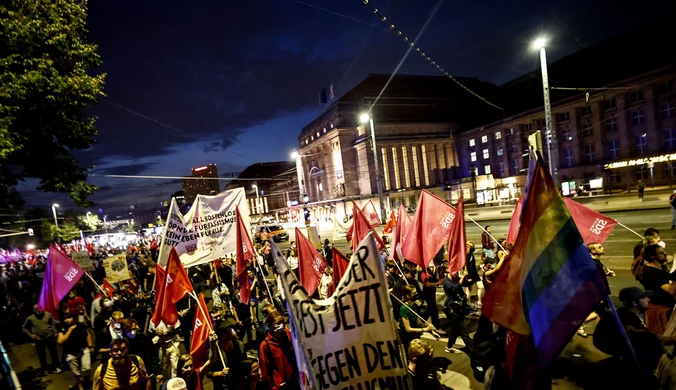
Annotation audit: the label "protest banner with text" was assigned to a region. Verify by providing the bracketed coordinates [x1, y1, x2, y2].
[103, 254, 132, 283]
[271, 233, 412, 390]
[72, 251, 94, 272]
[158, 188, 250, 267]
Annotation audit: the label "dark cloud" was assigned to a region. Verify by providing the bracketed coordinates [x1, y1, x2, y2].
[93, 163, 157, 176]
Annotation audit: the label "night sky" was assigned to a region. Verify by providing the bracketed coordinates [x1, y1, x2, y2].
[20, 0, 676, 216]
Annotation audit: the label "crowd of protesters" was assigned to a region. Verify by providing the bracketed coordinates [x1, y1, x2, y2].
[4, 223, 676, 389]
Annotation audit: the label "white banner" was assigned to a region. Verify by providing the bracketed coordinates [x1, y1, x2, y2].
[158, 188, 250, 267]
[271, 233, 411, 390]
[72, 251, 94, 272]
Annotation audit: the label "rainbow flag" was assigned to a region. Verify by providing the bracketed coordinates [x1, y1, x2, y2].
[483, 154, 607, 370]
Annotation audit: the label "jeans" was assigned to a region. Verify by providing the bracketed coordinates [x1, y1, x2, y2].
[444, 310, 474, 353]
[66, 349, 91, 384]
[35, 337, 59, 371]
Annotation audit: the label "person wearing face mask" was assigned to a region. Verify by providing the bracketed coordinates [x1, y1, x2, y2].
[96, 311, 126, 359]
[208, 326, 244, 390]
[398, 285, 437, 352]
[175, 343, 220, 390]
[95, 298, 115, 331]
[259, 311, 299, 390]
[22, 304, 62, 375]
[125, 319, 161, 389]
[93, 338, 150, 390]
[57, 313, 94, 390]
[112, 290, 132, 316]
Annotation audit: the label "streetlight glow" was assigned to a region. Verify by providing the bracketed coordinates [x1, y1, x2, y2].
[290, 151, 299, 160]
[53, 203, 59, 208]
[532, 37, 547, 50]
[359, 113, 370, 124]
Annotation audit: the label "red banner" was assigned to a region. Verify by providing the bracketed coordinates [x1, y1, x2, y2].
[190, 294, 213, 368]
[392, 204, 411, 261]
[507, 197, 522, 245]
[151, 248, 193, 327]
[563, 198, 617, 244]
[296, 228, 327, 296]
[447, 197, 466, 274]
[236, 206, 255, 304]
[350, 201, 385, 251]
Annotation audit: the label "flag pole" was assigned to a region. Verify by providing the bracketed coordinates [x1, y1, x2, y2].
[84, 271, 107, 296]
[188, 291, 228, 369]
[614, 220, 643, 239]
[464, 214, 506, 252]
[255, 261, 274, 299]
[605, 295, 642, 370]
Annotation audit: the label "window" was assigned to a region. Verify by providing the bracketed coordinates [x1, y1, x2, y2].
[497, 146, 504, 156]
[629, 90, 644, 103]
[469, 139, 475, 147]
[560, 125, 572, 141]
[665, 129, 676, 152]
[411, 146, 420, 187]
[495, 131, 502, 140]
[662, 102, 675, 119]
[484, 165, 491, 175]
[609, 172, 622, 184]
[607, 139, 620, 159]
[401, 147, 411, 188]
[322, 128, 326, 133]
[636, 167, 649, 181]
[391, 147, 401, 189]
[316, 131, 320, 137]
[509, 140, 518, 153]
[498, 162, 506, 177]
[659, 81, 674, 95]
[421, 145, 430, 186]
[632, 110, 646, 126]
[585, 144, 595, 163]
[580, 106, 592, 116]
[470, 151, 477, 162]
[305, 139, 309, 145]
[381, 148, 390, 191]
[603, 98, 617, 110]
[511, 160, 520, 175]
[635, 135, 648, 155]
[605, 115, 618, 132]
[564, 148, 574, 167]
[481, 135, 488, 144]
[581, 122, 594, 138]
[483, 149, 490, 159]
[556, 112, 570, 122]
[310, 135, 314, 141]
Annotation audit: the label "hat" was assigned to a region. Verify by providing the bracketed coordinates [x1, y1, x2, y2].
[162, 378, 188, 390]
[619, 287, 653, 303]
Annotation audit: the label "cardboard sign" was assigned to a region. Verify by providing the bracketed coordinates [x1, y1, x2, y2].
[72, 251, 94, 272]
[271, 233, 411, 389]
[103, 254, 132, 283]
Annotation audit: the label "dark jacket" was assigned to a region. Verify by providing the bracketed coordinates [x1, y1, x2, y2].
[259, 329, 298, 390]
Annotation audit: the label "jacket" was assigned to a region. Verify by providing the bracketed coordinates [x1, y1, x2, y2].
[259, 329, 297, 390]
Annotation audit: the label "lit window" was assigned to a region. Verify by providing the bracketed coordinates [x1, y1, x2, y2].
[402, 147, 411, 188]
[311, 135, 314, 141]
[421, 145, 430, 186]
[607, 139, 620, 159]
[495, 131, 502, 139]
[497, 146, 503, 156]
[469, 139, 475, 147]
[411, 146, 420, 187]
[391, 147, 401, 189]
[330, 123, 334, 128]
[581, 122, 593, 138]
[635, 135, 648, 155]
[381, 147, 390, 190]
[498, 162, 505, 177]
[585, 144, 595, 163]
[316, 132, 320, 137]
[484, 165, 491, 175]
[323, 128, 327, 133]
[305, 139, 309, 145]
[481, 135, 488, 143]
[470, 152, 477, 162]
[665, 129, 676, 152]
[482, 149, 489, 159]
[632, 110, 646, 126]
[605, 116, 618, 132]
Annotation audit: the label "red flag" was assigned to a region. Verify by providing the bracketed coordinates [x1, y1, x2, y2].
[151, 248, 193, 327]
[120, 279, 139, 294]
[361, 200, 382, 227]
[350, 201, 385, 251]
[190, 294, 213, 368]
[383, 210, 396, 234]
[506, 197, 523, 245]
[295, 228, 327, 296]
[150, 238, 158, 250]
[154, 264, 165, 304]
[236, 206, 255, 304]
[447, 197, 466, 274]
[38, 245, 85, 319]
[331, 247, 350, 288]
[562, 198, 617, 244]
[96, 279, 117, 299]
[401, 190, 456, 269]
[391, 204, 411, 261]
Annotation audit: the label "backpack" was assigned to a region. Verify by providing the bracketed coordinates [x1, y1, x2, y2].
[99, 355, 148, 390]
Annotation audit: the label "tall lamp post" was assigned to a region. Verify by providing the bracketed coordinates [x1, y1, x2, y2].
[532, 37, 557, 183]
[51, 203, 59, 228]
[359, 112, 386, 222]
[252, 184, 260, 218]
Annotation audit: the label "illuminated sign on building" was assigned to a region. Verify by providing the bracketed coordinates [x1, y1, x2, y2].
[603, 153, 676, 170]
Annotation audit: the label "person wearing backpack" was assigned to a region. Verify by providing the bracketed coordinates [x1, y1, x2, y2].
[259, 311, 299, 390]
[93, 338, 150, 390]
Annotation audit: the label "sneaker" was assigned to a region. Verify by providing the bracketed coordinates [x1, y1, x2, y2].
[51, 368, 62, 374]
[445, 347, 462, 354]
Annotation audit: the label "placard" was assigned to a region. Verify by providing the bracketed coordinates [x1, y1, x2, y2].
[103, 254, 132, 283]
[72, 251, 94, 272]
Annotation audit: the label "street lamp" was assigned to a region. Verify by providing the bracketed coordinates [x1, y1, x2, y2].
[359, 112, 387, 222]
[532, 36, 557, 183]
[51, 204, 59, 228]
[252, 184, 260, 216]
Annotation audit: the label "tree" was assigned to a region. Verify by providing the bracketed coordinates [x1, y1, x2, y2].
[41, 220, 59, 242]
[40, 219, 81, 243]
[0, 0, 105, 207]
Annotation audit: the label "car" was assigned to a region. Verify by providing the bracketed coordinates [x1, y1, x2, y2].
[255, 225, 289, 243]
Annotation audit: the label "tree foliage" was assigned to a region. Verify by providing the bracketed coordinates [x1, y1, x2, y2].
[41, 219, 81, 242]
[0, 0, 105, 206]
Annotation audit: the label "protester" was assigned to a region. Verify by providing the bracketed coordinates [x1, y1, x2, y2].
[96, 311, 126, 357]
[322, 239, 332, 267]
[259, 311, 299, 390]
[671, 190, 676, 230]
[633, 228, 662, 260]
[318, 267, 333, 299]
[639, 244, 676, 334]
[407, 339, 446, 389]
[419, 263, 444, 330]
[57, 313, 93, 390]
[463, 241, 484, 310]
[22, 304, 62, 374]
[241, 358, 271, 390]
[66, 289, 86, 315]
[442, 271, 474, 355]
[175, 343, 217, 390]
[93, 338, 151, 390]
[481, 226, 495, 260]
[398, 285, 435, 352]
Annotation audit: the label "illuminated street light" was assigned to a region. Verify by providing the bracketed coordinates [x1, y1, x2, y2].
[532, 37, 547, 50]
[359, 112, 387, 222]
[52, 203, 60, 228]
[290, 151, 299, 160]
[359, 112, 370, 124]
[532, 36, 557, 183]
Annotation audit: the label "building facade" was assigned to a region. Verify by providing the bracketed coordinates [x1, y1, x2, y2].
[182, 164, 220, 204]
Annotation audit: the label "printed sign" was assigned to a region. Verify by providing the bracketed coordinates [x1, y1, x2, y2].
[272, 233, 411, 389]
[103, 254, 132, 283]
[157, 188, 250, 267]
[72, 251, 94, 272]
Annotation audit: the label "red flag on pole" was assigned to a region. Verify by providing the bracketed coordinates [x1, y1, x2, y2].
[507, 197, 523, 245]
[401, 190, 456, 269]
[236, 206, 255, 304]
[392, 204, 411, 262]
[331, 247, 350, 288]
[190, 293, 213, 368]
[361, 200, 382, 227]
[295, 228, 327, 296]
[38, 245, 85, 320]
[95, 279, 117, 299]
[562, 198, 617, 244]
[151, 248, 193, 327]
[447, 197, 466, 275]
[383, 210, 396, 234]
[350, 201, 385, 251]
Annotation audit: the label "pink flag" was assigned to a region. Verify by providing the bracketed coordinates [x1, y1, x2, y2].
[506, 197, 523, 245]
[350, 201, 385, 251]
[447, 197, 466, 274]
[295, 228, 327, 296]
[361, 200, 382, 227]
[401, 190, 456, 269]
[38, 245, 85, 319]
[563, 198, 617, 244]
[391, 204, 412, 261]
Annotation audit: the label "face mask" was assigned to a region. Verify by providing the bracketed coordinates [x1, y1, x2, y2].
[78, 315, 85, 323]
[273, 324, 284, 332]
[35, 312, 44, 318]
[113, 296, 120, 301]
[113, 322, 122, 330]
[112, 357, 127, 365]
[104, 301, 113, 308]
[126, 330, 137, 338]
